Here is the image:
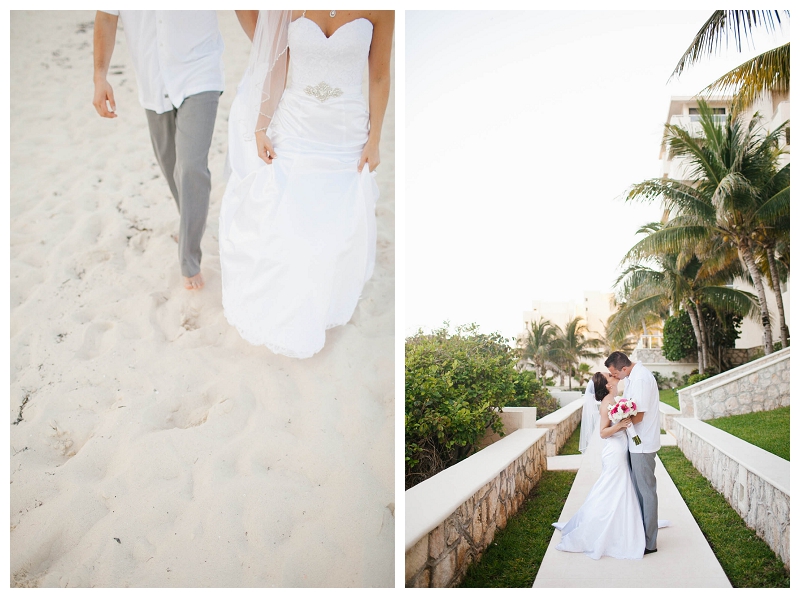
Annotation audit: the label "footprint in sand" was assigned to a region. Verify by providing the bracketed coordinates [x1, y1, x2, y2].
[75, 321, 113, 360]
[72, 249, 112, 281]
[46, 421, 76, 458]
[163, 393, 222, 430]
[127, 230, 150, 253]
[149, 292, 204, 341]
[180, 305, 200, 332]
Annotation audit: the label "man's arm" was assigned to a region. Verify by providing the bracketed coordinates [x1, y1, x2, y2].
[93, 11, 119, 118]
[628, 378, 646, 424]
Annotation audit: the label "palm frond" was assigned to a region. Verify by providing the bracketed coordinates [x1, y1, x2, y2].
[699, 286, 760, 319]
[702, 43, 790, 113]
[671, 10, 789, 80]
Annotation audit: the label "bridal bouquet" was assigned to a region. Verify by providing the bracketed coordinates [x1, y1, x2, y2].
[608, 399, 641, 445]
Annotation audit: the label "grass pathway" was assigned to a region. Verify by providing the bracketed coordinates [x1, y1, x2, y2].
[658, 446, 789, 587]
[459, 416, 789, 588]
[458, 423, 582, 587]
[458, 470, 576, 588]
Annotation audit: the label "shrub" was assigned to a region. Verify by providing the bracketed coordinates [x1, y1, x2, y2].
[506, 370, 559, 417]
[687, 372, 712, 386]
[405, 324, 517, 489]
[662, 310, 697, 361]
[652, 371, 667, 390]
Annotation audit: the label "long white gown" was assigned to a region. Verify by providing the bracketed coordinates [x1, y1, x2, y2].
[219, 16, 378, 358]
[553, 427, 647, 560]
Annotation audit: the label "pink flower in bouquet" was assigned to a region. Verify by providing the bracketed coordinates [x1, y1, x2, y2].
[607, 398, 641, 445]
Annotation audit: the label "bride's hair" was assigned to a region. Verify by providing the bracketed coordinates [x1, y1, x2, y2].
[592, 372, 609, 402]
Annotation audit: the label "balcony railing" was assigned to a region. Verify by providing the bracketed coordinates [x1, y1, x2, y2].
[636, 334, 663, 349]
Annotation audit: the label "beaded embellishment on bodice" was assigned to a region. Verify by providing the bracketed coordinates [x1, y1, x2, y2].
[288, 17, 373, 93]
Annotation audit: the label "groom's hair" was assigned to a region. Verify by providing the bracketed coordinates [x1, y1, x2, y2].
[592, 372, 609, 401]
[605, 351, 632, 370]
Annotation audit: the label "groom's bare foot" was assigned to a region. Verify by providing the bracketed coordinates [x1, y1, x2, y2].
[184, 272, 204, 290]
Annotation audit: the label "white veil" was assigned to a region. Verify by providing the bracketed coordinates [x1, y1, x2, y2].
[239, 10, 292, 141]
[578, 379, 600, 453]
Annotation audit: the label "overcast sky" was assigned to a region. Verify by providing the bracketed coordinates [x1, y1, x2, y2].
[405, 10, 790, 342]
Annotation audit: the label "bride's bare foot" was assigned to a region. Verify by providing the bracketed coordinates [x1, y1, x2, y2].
[184, 272, 204, 290]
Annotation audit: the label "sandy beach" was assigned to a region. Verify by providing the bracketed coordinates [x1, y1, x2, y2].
[9, 10, 394, 588]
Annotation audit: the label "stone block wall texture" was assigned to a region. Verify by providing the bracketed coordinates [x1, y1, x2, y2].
[723, 347, 764, 368]
[537, 405, 582, 457]
[672, 419, 790, 569]
[659, 403, 680, 433]
[678, 348, 789, 420]
[405, 433, 547, 587]
[631, 347, 696, 365]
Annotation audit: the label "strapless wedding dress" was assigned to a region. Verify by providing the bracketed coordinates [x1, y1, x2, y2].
[219, 17, 378, 358]
[553, 429, 647, 559]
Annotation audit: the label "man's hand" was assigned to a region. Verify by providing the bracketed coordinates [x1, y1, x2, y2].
[92, 11, 119, 118]
[93, 79, 117, 118]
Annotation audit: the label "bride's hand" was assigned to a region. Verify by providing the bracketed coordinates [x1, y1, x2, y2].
[358, 137, 380, 173]
[255, 130, 277, 164]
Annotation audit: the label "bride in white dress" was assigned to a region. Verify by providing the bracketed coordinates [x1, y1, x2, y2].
[219, 10, 393, 358]
[553, 372, 647, 560]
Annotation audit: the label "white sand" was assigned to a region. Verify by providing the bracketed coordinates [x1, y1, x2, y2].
[9, 11, 394, 588]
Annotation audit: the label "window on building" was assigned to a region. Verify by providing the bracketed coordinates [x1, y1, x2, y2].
[689, 107, 725, 122]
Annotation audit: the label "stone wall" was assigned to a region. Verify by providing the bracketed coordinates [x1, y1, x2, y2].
[659, 402, 680, 433]
[631, 347, 697, 365]
[672, 418, 790, 568]
[723, 346, 764, 368]
[678, 347, 790, 420]
[535, 399, 583, 457]
[478, 407, 537, 449]
[405, 430, 548, 587]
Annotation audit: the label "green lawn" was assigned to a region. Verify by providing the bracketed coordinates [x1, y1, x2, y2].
[458, 470, 576, 588]
[705, 406, 790, 461]
[659, 389, 680, 410]
[459, 423, 583, 587]
[658, 447, 789, 587]
[559, 422, 581, 455]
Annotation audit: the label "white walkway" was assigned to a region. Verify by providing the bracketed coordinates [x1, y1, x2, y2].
[534, 433, 732, 588]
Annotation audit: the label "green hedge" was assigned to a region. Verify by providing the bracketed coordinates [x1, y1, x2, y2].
[405, 324, 555, 490]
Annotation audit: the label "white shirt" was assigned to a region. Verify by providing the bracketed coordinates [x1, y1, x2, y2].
[622, 362, 661, 453]
[101, 10, 224, 113]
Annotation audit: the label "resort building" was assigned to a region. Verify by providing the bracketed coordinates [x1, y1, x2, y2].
[659, 92, 790, 351]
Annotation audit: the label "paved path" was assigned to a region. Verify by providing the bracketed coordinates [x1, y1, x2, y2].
[534, 433, 731, 588]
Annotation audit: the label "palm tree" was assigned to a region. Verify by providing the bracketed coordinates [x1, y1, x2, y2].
[518, 318, 562, 380]
[576, 362, 594, 386]
[597, 320, 639, 356]
[625, 101, 788, 355]
[671, 10, 790, 114]
[751, 161, 791, 348]
[555, 317, 603, 390]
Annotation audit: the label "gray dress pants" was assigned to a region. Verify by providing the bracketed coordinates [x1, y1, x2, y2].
[145, 91, 220, 278]
[629, 451, 658, 550]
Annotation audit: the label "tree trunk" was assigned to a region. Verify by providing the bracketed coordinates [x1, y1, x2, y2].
[740, 243, 774, 354]
[693, 299, 710, 373]
[685, 302, 705, 374]
[765, 244, 789, 349]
